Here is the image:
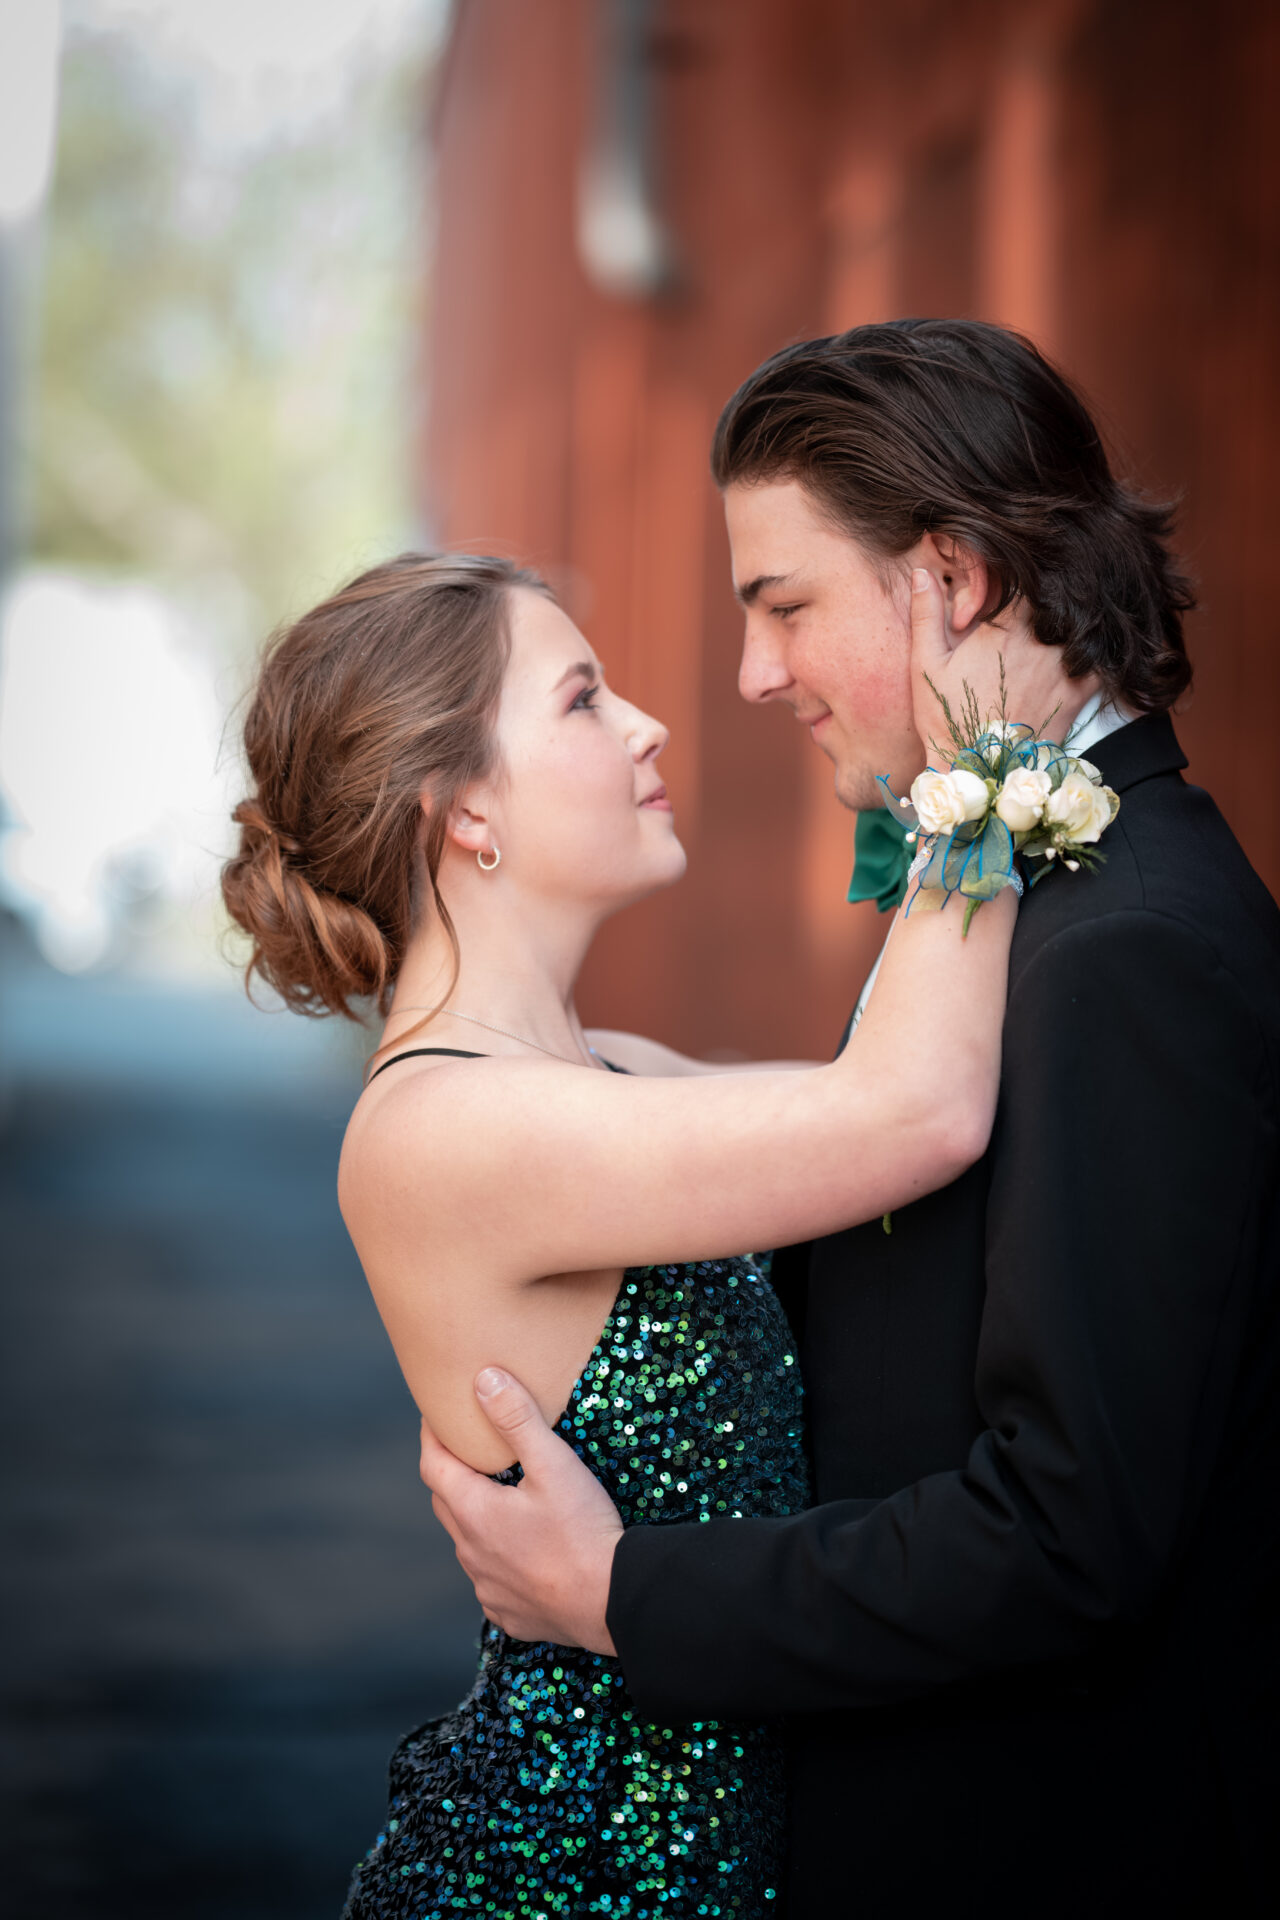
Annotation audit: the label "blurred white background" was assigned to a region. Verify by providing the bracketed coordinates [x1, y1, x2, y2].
[1, 0, 448, 985]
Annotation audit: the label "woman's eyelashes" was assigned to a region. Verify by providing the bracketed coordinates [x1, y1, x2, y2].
[770, 603, 802, 621]
[571, 682, 601, 712]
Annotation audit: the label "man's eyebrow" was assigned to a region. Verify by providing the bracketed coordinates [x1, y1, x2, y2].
[551, 659, 601, 691]
[734, 571, 796, 608]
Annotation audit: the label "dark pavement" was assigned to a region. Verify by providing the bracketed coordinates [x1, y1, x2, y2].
[0, 930, 480, 1918]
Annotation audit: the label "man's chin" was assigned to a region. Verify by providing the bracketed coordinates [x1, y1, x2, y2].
[833, 762, 886, 814]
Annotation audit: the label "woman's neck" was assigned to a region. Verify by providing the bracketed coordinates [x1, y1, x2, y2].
[384, 871, 601, 1068]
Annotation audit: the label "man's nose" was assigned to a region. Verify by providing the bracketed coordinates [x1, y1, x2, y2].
[738, 622, 792, 705]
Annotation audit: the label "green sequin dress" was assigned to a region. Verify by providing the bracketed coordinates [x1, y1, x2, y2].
[342, 1255, 809, 1919]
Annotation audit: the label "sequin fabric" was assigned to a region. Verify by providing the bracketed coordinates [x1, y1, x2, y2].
[342, 1254, 809, 1919]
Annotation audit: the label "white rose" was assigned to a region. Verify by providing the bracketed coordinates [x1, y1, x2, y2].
[949, 768, 992, 819]
[994, 766, 1052, 833]
[1044, 770, 1117, 843]
[910, 767, 991, 834]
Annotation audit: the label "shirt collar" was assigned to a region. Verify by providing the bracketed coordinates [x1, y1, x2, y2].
[1067, 692, 1138, 758]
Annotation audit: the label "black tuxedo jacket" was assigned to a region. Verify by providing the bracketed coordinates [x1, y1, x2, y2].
[609, 716, 1280, 1915]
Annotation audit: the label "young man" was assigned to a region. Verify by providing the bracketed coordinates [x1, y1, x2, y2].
[420, 321, 1280, 1914]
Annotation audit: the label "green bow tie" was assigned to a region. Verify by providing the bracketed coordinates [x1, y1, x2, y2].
[847, 807, 911, 913]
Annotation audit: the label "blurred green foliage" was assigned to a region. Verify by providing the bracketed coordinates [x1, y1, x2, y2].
[28, 22, 425, 646]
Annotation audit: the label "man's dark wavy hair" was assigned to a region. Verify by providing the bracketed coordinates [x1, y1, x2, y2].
[711, 319, 1194, 713]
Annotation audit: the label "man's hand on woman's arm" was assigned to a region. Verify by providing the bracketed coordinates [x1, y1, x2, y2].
[420, 1369, 621, 1653]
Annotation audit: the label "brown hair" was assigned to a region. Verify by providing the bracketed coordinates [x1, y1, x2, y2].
[221, 552, 549, 1022]
[712, 319, 1194, 713]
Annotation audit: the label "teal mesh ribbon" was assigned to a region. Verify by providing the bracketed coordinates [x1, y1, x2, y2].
[847, 807, 911, 913]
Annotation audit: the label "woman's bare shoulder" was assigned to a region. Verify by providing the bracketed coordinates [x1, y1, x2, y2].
[340, 1053, 532, 1222]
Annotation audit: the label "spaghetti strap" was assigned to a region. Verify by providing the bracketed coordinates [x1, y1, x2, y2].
[367, 1046, 486, 1083]
[367, 1046, 629, 1084]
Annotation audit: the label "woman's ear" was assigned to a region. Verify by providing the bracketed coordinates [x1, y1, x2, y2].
[438, 777, 496, 860]
[917, 533, 990, 641]
[446, 804, 491, 858]
[418, 777, 492, 857]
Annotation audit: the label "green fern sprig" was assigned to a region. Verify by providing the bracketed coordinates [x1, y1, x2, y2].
[925, 654, 1063, 764]
[921, 673, 972, 762]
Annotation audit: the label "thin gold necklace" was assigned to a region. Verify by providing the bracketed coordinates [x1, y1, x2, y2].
[386, 1006, 599, 1069]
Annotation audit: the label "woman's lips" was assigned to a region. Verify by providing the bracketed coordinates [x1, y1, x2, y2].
[808, 711, 832, 739]
[640, 785, 673, 812]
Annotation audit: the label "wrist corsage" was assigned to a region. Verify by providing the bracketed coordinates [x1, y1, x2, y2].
[878, 668, 1121, 934]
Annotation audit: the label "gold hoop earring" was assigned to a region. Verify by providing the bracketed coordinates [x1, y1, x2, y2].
[477, 844, 501, 872]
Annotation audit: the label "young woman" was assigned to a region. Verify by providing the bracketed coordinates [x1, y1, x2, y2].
[221, 552, 1086, 1918]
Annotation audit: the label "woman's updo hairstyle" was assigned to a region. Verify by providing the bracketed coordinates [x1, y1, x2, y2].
[222, 552, 549, 1020]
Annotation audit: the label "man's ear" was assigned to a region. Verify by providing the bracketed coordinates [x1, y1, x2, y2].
[917, 533, 990, 640]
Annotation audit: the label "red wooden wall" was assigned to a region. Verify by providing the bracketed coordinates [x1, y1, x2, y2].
[423, 0, 1280, 1058]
